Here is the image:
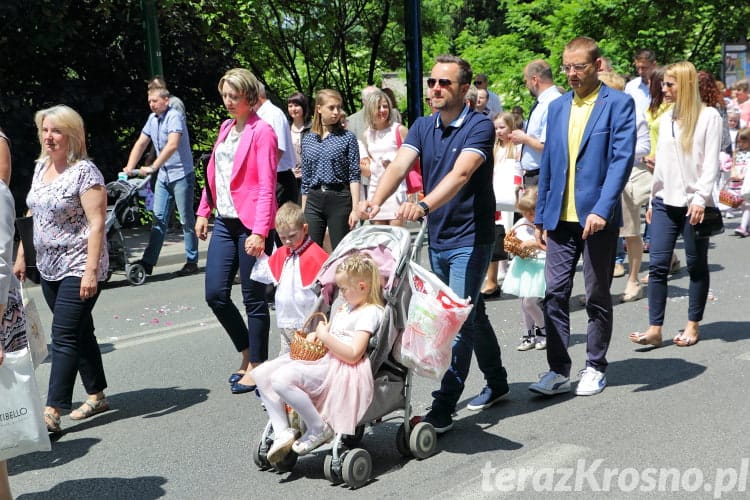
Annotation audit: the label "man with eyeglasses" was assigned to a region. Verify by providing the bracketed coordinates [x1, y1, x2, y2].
[361, 55, 510, 434]
[510, 59, 562, 186]
[530, 37, 635, 398]
[473, 73, 503, 117]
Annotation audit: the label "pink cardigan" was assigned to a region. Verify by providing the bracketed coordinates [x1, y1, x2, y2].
[197, 115, 278, 237]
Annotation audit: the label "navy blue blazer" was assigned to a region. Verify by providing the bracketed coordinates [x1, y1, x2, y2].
[535, 84, 636, 231]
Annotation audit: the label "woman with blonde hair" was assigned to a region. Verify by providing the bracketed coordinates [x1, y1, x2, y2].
[361, 89, 409, 226]
[629, 61, 722, 348]
[14, 105, 110, 432]
[196, 68, 278, 394]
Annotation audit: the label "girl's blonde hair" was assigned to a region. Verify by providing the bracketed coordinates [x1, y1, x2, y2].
[336, 252, 383, 306]
[493, 112, 517, 160]
[35, 105, 89, 164]
[516, 185, 538, 213]
[665, 61, 703, 153]
[311, 89, 344, 136]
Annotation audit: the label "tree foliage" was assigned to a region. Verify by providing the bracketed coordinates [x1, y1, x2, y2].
[1, 0, 748, 214]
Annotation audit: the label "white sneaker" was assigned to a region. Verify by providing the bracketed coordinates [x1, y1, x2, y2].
[534, 337, 547, 350]
[529, 371, 571, 395]
[267, 427, 299, 464]
[292, 422, 334, 456]
[576, 367, 607, 396]
[517, 335, 536, 351]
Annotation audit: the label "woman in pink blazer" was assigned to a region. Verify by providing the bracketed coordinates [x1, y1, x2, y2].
[195, 68, 278, 394]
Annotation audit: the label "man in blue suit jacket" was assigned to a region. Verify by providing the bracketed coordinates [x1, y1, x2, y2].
[530, 37, 635, 397]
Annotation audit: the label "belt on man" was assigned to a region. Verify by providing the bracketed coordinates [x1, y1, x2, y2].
[312, 183, 346, 192]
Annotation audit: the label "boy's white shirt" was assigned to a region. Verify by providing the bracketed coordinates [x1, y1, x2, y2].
[251, 253, 318, 329]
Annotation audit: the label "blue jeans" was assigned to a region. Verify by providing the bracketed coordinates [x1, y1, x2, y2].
[647, 198, 710, 325]
[204, 217, 271, 363]
[428, 244, 508, 415]
[41, 276, 107, 409]
[143, 173, 198, 266]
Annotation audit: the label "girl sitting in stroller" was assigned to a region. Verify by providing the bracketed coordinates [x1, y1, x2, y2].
[253, 252, 384, 464]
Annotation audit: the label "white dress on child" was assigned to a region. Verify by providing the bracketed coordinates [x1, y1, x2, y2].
[253, 302, 383, 435]
[502, 217, 546, 298]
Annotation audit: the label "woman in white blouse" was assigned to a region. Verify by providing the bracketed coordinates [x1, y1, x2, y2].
[629, 61, 721, 348]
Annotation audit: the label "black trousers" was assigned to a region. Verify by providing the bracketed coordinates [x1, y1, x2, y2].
[304, 188, 352, 251]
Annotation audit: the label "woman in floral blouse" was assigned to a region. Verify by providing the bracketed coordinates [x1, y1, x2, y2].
[14, 105, 110, 433]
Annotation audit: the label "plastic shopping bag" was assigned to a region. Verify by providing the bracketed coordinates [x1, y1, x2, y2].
[395, 261, 473, 379]
[0, 347, 51, 460]
[21, 285, 48, 369]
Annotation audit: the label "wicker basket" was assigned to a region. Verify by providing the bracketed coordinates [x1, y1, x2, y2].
[289, 312, 328, 361]
[503, 223, 538, 259]
[720, 188, 744, 209]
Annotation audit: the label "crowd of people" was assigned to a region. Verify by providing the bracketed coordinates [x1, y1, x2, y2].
[3, 32, 750, 495]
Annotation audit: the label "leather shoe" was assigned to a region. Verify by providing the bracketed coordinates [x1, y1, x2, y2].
[227, 372, 245, 385]
[231, 382, 257, 394]
[176, 262, 199, 276]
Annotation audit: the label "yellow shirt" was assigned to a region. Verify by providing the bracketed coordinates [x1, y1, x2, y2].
[561, 85, 601, 222]
[645, 102, 673, 155]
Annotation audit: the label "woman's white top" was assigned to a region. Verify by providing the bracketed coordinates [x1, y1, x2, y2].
[652, 106, 722, 208]
[214, 126, 242, 218]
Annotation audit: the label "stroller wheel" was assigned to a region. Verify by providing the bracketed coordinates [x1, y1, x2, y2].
[127, 263, 147, 286]
[409, 422, 437, 459]
[395, 423, 412, 457]
[341, 425, 365, 448]
[341, 448, 371, 489]
[323, 454, 343, 485]
[252, 440, 271, 470]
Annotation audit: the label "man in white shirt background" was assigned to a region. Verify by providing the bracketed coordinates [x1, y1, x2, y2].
[510, 60, 561, 186]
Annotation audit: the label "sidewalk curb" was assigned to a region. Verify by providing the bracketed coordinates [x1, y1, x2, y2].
[119, 226, 211, 271]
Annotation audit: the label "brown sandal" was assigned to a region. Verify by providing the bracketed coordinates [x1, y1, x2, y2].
[45, 412, 62, 433]
[70, 398, 110, 420]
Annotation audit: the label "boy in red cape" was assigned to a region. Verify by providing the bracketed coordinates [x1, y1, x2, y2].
[252, 202, 328, 354]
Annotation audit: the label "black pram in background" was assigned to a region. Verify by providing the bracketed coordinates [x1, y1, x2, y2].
[105, 174, 151, 285]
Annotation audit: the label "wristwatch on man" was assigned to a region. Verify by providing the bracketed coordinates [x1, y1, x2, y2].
[417, 200, 430, 215]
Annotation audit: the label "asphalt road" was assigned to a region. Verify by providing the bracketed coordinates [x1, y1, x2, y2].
[6, 220, 750, 499]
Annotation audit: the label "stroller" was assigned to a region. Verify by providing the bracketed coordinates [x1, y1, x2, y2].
[105, 172, 152, 285]
[252, 224, 437, 489]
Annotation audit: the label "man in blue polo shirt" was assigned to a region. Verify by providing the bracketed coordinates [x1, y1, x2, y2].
[361, 54, 509, 434]
[123, 87, 199, 276]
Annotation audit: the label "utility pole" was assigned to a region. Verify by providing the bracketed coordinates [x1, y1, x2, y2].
[141, 0, 163, 78]
[404, 0, 423, 125]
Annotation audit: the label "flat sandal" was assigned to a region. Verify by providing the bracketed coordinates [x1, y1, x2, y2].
[70, 398, 110, 421]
